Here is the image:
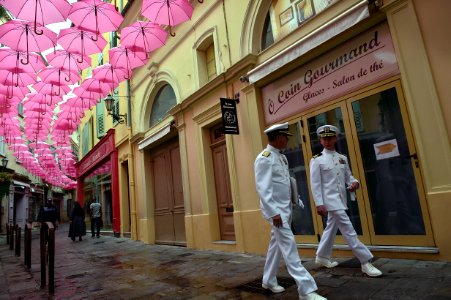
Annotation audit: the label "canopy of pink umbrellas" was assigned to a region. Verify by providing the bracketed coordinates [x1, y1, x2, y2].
[0, 0, 197, 189]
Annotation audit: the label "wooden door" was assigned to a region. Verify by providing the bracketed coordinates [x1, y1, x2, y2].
[152, 139, 186, 245]
[210, 126, 235, 240]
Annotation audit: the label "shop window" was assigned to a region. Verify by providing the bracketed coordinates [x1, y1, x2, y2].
[82, 121, 89, 156]
[149, 84, 176, 128]
[96, 99, 105, 138]
[261, 11, 274, 50]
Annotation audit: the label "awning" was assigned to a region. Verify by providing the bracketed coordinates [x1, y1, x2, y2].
[248, 0, 370, 84]
[138, 123, 172, 151]
[13, 180, 30, 188]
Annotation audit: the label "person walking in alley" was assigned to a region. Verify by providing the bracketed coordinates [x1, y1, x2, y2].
[254, 122, 327, 300]
[68, 202, 86, 242]
[89, 200, 102, 238]
[309, 125, 382, 277]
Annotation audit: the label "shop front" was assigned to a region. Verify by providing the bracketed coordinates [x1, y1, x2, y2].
[76, 129, 121, 236]
[248, 21, 435, 253]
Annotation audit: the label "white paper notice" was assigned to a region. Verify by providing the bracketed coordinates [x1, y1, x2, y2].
[373, 138, 400, 160]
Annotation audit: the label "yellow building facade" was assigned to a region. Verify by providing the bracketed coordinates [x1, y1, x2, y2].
[80, 0, 451, 261]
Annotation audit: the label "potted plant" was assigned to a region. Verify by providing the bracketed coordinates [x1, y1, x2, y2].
[0, 172, 12, 199]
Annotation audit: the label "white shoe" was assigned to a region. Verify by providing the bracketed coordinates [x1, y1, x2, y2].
[361, 262, 382, 277]
[299, 291, 327, 300]
[262, 283, 285, 293]
[315, 256, 338, 268]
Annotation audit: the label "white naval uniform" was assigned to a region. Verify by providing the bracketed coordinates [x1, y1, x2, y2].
[255, 144, 317, 296]
[309, 149, 373, 263]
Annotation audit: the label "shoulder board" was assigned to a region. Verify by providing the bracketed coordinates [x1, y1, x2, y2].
[262, 150, 271, 157]
[313, 153, 323, 159]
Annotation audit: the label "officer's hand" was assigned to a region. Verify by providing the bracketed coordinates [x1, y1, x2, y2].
[316, 205, 328, 217]
[348, 182, 359, 192]
[272, 215, 283, 228]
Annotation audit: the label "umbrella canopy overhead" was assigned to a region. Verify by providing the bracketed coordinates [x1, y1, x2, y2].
[68, 0, 124, 39]
[2, 0, 72, 34]
[141, 0, 193, 36]
[121, 21, 168, 55]
[58, 27, 107, 58]
[0, 19, 57, 64]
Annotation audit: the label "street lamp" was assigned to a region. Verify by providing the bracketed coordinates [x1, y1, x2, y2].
[104, 94, 127, 124]
[1, 156, 8, 170]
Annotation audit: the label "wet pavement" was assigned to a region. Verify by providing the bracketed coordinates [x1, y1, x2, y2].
[1, 224, 451, 300]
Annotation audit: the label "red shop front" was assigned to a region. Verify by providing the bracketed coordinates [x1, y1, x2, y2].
[76, 129, 120, 236]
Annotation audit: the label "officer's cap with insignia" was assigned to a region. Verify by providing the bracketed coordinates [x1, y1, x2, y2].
[264, 122, 293, 136]
[316, 124, 339, 137]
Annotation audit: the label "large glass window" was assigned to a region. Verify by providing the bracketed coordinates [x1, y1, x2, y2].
[261, 12, 274, 50]
[149, 84, 176, 128]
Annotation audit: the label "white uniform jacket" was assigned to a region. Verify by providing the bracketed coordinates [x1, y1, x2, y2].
[254, 145, 292, 223]
[309, 149, 358, 211]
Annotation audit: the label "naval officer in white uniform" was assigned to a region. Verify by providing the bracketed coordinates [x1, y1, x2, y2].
[255, 122, 326, 300]
[309, 125, 382, 277]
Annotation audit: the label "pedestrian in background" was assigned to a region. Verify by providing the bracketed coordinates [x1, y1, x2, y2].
[68, 202, 86, 242]
[90, 200, 102, 238]
[309, 124, 382, 277]
[37, 198, 60, 243]
[255, 122, 326, 300]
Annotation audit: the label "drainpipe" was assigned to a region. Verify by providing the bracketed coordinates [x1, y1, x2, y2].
[126, 80, 138, 240]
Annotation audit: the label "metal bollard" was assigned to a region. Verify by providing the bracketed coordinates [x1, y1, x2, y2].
[24, 223, 32, 269]
[15, 225, 21, 257]
[40, 222, 55, 294]
[9, 224, 14, 250]
[6, 223, 9, 245]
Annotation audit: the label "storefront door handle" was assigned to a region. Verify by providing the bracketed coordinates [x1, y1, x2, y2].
[408, 153, 419, 167]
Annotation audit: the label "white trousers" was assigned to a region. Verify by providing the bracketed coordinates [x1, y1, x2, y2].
[317, 209, 373, 263]
[263, 221, 317, 296]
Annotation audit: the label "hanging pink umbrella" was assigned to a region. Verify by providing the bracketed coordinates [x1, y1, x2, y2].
[109, 46, 148, 78]
[141, 0, 193, 36]
[73, 86, 107, 100]
[32, 81, 71, 97]
[38, 66, 80, 85]
[46, 50, 91, 76]
[0, 47, 45, 74]
[58, 27, 107, 59]
[68, 0, 124, 40]
[0, 19, 57, 64]
[62, 96, 98, 112]
[0, 70, 36, 87]
[0, 84, 30, 100]
[121, 21, 168, 55]
[79, 78, 112, 96]
[92, 64, 127, 90]
[2, 0, 72, 34]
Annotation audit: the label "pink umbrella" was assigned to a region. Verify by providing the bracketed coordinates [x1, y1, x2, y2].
[46, 50, 91, 76]
[2, 0, 72, 34]
[32, 81, 71, 97]
[109, 46, 148, 78]
[68, 0, 124, 40]
[23, 98, 54, 115]
[62, 96, 98, 112]
[58, 27, 107, 59]
[93, 64, 127, 90]
[0, 19, 57, 64]
[0, 84, 30, 100]
[121, 21, 168, 55]
[0, 47, 45, 74]
[0, 70, 36, 87]
[80, 78, 112, 96]
[141, 0, 193, 36]
[38, 66, 80, 85]
[73, 86, 107, 100]
[0, 96, 21, 115]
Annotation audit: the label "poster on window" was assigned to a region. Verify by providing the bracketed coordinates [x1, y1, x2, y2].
[373, 138, 400, 160]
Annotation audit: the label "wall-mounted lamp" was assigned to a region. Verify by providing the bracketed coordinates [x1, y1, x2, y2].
[104, 94, 127, 124]
[1, 156, 8, 170]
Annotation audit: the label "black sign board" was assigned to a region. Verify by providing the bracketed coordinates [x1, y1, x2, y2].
[220, 98, 239, 135]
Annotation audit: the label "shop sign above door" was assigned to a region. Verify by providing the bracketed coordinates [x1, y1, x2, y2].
[261, 23, 399, 124]
[220, 98, 239, 135]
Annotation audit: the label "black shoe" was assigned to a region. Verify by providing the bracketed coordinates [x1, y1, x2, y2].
[71, 237, 75, 241]
[79, 237, 82, 241]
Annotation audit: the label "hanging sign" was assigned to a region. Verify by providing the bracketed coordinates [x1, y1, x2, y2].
[220, 98, 239, 135]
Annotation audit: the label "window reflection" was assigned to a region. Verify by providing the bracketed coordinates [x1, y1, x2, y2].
[83, 160, 113, 230]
